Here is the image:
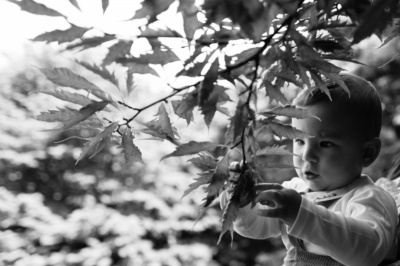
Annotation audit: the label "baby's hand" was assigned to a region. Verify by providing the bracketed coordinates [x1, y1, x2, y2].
[253, 183, 302, 226]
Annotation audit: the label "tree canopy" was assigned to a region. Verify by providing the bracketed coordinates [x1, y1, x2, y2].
[8, 0, 400, 242]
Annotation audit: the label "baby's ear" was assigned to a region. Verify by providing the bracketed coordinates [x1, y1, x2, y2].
[361, 137, 381, 167]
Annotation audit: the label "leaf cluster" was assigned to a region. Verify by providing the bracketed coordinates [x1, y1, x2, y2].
[10, 0, 400, 243]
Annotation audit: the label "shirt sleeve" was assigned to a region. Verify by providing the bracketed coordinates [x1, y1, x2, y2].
[288, 186, 398, 266]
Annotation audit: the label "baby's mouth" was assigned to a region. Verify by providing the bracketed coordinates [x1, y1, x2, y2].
[303, 171, 319, 180]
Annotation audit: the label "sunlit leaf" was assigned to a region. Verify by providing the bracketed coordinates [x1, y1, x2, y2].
[36, 89, 92, 106]
[161, 141, 223, 161]
[118, 61, 159, 77]
[40, 68, 115, 104]
[7, 0, 64, 17]
[76, 121, 118, 164]
[32, 25, 88, 44]
[199, 57, 219, 105]
[121, 128, 144, 164]
[179, 0, 203, 39]
[140, 22, 182, 38]
[77, 61, 119, 88]
[123, 48, 180, 65]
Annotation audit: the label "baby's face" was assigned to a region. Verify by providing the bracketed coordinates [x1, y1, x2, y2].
[292, 101, 365, 191]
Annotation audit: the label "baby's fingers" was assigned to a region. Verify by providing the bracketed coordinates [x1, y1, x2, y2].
[253, 190, 284, 207]
[257, 207, 284, 218]
[255, 183, 283, 191]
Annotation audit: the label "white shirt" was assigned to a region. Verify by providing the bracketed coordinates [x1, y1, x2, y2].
[220, 175, 398, 266]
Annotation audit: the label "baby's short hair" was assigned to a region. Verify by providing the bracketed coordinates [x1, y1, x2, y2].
[293, 73, 382, 139]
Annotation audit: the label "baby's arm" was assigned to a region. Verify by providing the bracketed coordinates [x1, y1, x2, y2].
[288, 186, 397, 266]
[220, 189, 282, 239]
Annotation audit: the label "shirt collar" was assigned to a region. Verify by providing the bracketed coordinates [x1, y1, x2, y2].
[300, 175, 374, 203]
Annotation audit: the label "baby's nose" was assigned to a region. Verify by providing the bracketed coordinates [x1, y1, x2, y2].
[302, 145, 318, 163]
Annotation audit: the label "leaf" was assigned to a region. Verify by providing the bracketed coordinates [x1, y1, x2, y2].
[76, 122, 118, 164]
[40, 68, 115, 103]
[353, 0, 398, 44]
[103, 40, 133, 66]
[141, 104, 178, 142]
[263, 121, 312, 140]
[7, 0, 64, 17]
[203, 154, 230, 208]
[319, 70, 350, 96]
[199, 57, 219, 106]
[140, 22, 182, 38]
[200, 85, 231, 127]
[102, 0, 109, 13]
[66, 35, 116, 50]
[77, 61, 119, 88]
[218, 199, 239, 245]
[227, 101, 250, 143]
[172, 90, 198, 124]
[36, 89, 92, 106]
[255, 145, 297, 157]
[120, 128, 144, 164]
[178, 48, 216, 77]
[56, 101, 109, 131]
[161, 141, 223, 161]
[32, 25, 88, 44]
[132, 0, 175, 22]
[263, 80, 289, 105]
[188, 153, 218, 171]
[182, 171, 214, 199]
[179, 0, 203, 39]
[126, 68, 135, 95]
[123, 48, 180, 65]
[313, 40, 344, 53]
[36, 107, 80, 122]
[69, 0, 80, 10]
[309, 70, 332, 101]
[118, 61, 159, 77]
[260, 105, 318, 120]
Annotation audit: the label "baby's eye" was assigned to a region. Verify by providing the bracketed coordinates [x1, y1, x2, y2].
[295, 139, 304, 146]
[320, 141, 334, 148]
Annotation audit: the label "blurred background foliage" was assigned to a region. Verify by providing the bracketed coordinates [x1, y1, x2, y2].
[2, 3, 400, 266]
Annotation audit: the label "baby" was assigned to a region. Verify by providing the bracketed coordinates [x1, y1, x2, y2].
[221, 73, 398, 265]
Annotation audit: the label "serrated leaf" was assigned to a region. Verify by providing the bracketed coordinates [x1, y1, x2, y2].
[182, 171, 214, 199]
[353, 0, 398, 44]
[76, 122, 118, 164]
[179, 0, 203, 39]
[7, 0, 64, 17]
[200, 85, 231, 127]
[121, 128, 144, 164]
[260, 105, 318, 120]
[36, 107, 80, 122]
[123, 48, 180, 65]
[188, 153, 218, 171]
[255, 145, 297, 157]
[199, 57, 219, 106]
[36, 89, 92, 106]
[56, 101, 109, 131]
[319, 70, 350, 96]
[32, 25, 88, 44]
[141, 104, 178, 142]
[263, 80, 289, 105]
[172, 90, 197, 124]
[203, 154, 230, 208]
[218, 199, 239, 245]
[140, 22, 182, 38]
[102, 0, 109, 13]
[66, 35, 116, 50]
[309, 70, 332, 101]
[40, 68, 115, 103]
[103, 40, 133, 66]
[77, 61, 119, 88]
[118, 61, 159, 77]
[161, 141, 222, 161]
[178, 49, 216, 77]
[263, 121, 312, 140]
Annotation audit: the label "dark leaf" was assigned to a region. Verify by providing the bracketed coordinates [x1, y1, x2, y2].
[263, 121, 312, 140]
[77, 61, 119, 89]
[199, 57, 219, 106]
[161, 141, 223, 161]
[32, 25, 88, 44]
[260, 105, 318, 120]
[36, 89, 92, 106]
[172, 90, 198, 124]
[132, 0, 175, 22]
[103, 40, 133, 66]
[102, 0, 109, 13]
[203, 154, 230, 208]
[182, 171, 214, 199]
[7, 0, 64, 17]
[69, 0, 80, 10]
[66, 35, 116, 50]
[200, 85, 231, 127]
[188, 153, 218, 171]
[263, 80, 289, 105]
